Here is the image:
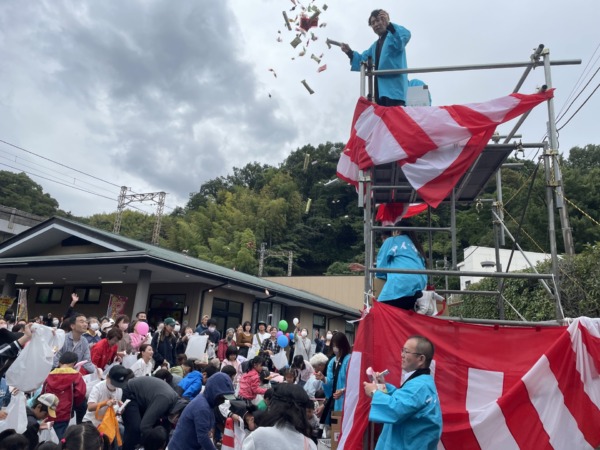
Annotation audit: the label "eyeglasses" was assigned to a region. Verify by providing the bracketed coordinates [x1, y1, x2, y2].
[401, 348, 423, 356]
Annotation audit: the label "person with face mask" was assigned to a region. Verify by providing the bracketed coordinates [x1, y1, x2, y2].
[83, 316, 102, 346]
[200, 318, 221, 345]
[168, 372, 235, 450]
[109, 366, 179, 450]
[315, 332, 352, 426]
[151, 317, 178, 368]
[130, 320, 150, 352]
[114, 314, 133, 355]
[293, 324, 314, 362]
[217, 328, 236, 362]
[324, 330, 334, 357]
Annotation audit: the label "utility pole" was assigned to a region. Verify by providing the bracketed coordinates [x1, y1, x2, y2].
[542, 49, 575, 256]
[113, 187, 167, 246]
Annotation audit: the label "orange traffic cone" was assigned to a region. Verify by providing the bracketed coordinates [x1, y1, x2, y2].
[222, 417, 235, 450]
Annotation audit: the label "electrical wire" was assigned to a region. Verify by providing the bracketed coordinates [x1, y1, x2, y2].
[556, 66, 600, 124]
[556, 40, 600, 119]
[0, 162, 116, 202]
[0, 139, 122, 188]
[557, 81, 600, 132]
[0, 138, 176, 213]
[0, 150, 119, 197]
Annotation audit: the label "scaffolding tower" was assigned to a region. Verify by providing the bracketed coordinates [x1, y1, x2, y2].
[358, 45, 581, 323]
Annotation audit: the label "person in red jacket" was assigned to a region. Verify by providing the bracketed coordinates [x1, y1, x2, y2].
[238, 356, 268, 402]
[90, 327, 123, 371]
[43, 351, 87, 440]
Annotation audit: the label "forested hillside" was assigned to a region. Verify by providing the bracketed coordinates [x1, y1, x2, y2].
[2, 144, 600, 281]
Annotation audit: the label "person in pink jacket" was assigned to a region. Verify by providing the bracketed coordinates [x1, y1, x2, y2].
[130, 320, 150, 352]
[238, 356, 268, 401]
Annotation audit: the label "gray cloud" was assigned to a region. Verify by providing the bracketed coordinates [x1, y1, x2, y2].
[0, 0, 296, 204]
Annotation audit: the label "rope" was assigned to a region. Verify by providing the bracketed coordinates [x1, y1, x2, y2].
[503, 161, 541, 207]
[560, 194, 600, 228]
[501, 208, 548, 255]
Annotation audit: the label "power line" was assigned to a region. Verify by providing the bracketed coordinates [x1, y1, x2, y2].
[0, 139, 122, 188]
[0, 162, 117, 201]
[556, 65, 600, 124]
[557, 81, 600, 132]
[0, 138, 177, 213]
[0, 161, 158, 216]
[556, 40, 600, 119]
[0, 150, 120, 197]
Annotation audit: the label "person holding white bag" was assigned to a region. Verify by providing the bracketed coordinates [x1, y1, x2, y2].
[0, 324, 32, 374]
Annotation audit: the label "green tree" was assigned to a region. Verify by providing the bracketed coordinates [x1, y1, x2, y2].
[0, 171, 59, 216]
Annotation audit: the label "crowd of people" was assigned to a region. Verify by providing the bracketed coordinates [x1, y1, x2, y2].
[0, 294, 356, 450]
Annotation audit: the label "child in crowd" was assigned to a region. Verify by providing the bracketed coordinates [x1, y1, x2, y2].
[291, 355, 315, 387]
[177, 358, 203, 400]
[282, 368, 296, 384]
[42, 352, 87, 440]
[59, 422, 111, 450]
[169, 354, 187, 378]
[238, 356, 268, 402]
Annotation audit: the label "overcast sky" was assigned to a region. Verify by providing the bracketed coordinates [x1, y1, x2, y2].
[0, 0, 598, 217]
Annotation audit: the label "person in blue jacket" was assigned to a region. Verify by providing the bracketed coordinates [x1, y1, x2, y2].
[376, 223, 427, 310]
[341, 9, 411, 106]
[364, 335, 442, 450]
[316, 332, 351, 425]
[168, 372, 235, 450]
[177, 358, 203, 400]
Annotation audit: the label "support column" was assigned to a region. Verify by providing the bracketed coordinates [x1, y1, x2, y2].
[132, 270, 151, 316]
[1, 273, 17, 298]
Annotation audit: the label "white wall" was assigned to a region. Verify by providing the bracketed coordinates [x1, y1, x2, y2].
[457, 246, 550, 290]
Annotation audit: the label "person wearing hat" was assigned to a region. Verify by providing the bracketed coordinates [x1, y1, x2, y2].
[168, 372, 236, 450]
[108, 365, 179, 450]
[83, 365, 124, 427]
[151, 317, 177, 368]
[23, 393, 59, 448]
[100, 318, 114, 338]
[241, 383, 317, 449]
[251, 321, 269, 358]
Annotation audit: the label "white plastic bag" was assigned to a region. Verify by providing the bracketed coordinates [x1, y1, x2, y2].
[0, 391, 28, 433]
[103, 362, 118, 377]
[122, 354, 138, 369]
[185, 335, 208, 359]
[271, 351, 289, 370]
[48, 328, 66, 352]
[39, 426, 59, 444]
[83, 373, 101, 396]
[234, 416, 246, 450]
[6, 324, 54, 392]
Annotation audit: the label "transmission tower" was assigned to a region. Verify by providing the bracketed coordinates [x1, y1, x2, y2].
[113, 186, 167, 245]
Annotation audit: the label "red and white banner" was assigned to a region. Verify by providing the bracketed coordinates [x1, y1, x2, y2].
[375, 202, 428, 225]
[337, 91, 554, 207]
[339, 302, 600, 450]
